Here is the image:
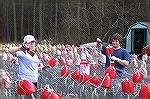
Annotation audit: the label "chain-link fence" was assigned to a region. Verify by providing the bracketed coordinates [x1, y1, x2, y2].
[0, 0, 150, 98]
[0, 42, 150, 99]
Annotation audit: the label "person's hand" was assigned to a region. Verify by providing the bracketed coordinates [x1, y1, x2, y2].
[111, 56, 119, 61]
[38, 62, 44, 71]
[96, 38, 102, 48]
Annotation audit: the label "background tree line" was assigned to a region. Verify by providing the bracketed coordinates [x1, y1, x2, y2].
[0, 0, 149, 45]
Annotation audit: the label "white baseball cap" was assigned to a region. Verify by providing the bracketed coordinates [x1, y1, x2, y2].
[23, 35, 36, 43]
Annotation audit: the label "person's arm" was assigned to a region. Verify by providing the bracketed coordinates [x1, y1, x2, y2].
[96, 38, 102, 49]
[111, 49, 130, 66]
[8, 44, 30, 54]
[8, 47, 20, 54]
[116, 58, 129, 66]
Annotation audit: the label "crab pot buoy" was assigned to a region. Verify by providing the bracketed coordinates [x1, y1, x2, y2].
[62, 50, 67, 57]
[139, 84, 150, 99]
[56, 50, 62, 56]
[17, 80, 37, 96]
[139, 67, 147, 78]
[68, 51, 74, 59]
[121, 80, 134, 94]
[22, 80, 37, 96]
[110, 61, 115, 67]
[73, 54, 81, 66]
[106, 46, 114, 55]
[61, 66, 70, 77]
[41, 86, 50, 99]
[104, 66, 117, 79]
[17, 80, 25, 95]
[91, 63, 99, 70]
[71, 69, 81, 80]
[59, 58, 66, 65]
[66, 58, 73, 66]
[41, 86, 62, 99]
[74, 58, 81, 66]
[0, 70, 11, 88]
[79, 74, 91, 84]
[73, 47, 78, 54]
[90, 75, 102, 86]
[47, 58, 57, 68]
[80, 61, 90, 75]
[4, 76, 11, 89]
[132, 71, 143, 83]
[102, 74, 112, 88]
[49, 91, 62, 99]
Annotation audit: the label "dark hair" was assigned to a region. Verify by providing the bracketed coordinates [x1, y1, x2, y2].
[110, 33, 123, 44]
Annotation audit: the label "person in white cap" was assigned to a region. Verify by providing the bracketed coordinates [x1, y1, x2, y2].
[8, 35, 41, 97]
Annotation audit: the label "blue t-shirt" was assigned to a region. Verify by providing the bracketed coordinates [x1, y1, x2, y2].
[16, 51, 40, 82]
[112, 48, 130, 77]
[102, 46, 110, 68]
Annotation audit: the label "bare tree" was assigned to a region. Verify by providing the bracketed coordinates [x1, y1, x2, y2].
[77, 0, 81, 43]
[39, 0, 43, 40]
[55, 0, 58, 42]
[33, 0, 36, 36]
[21, 0, 24, 37]
[13, 0, 17, 42]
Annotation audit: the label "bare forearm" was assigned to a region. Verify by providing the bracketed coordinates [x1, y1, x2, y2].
[8, 47, 20, 54]
[116, 59, 129, 66]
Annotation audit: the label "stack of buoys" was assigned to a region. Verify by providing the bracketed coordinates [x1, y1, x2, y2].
[73, 53, 81, 66]
[60, 66, 70, 77]
[47, 58, 57, 68]
[0, 69, 11, 89]
[130, 54, 138, 67]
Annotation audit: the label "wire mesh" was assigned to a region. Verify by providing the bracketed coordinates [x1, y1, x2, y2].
[0, 43, 150, 99]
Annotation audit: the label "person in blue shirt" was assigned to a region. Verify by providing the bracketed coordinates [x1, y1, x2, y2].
[9, 35, 41, 97]
[97, 34, 130, 96]
[96, 33, 130, 78]
[108, 33, 130, 96]
[110, 33, 130, 78]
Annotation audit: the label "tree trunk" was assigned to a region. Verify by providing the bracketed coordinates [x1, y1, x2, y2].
[77, 0, 81, 44]
[83, 0, 90, 42]
[55, 0, 58, 42]
[33, 0, 36, 36]
[39, 0, 43, 40]
[21, 0, 24, 37]
[13, 0, 17, 42]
